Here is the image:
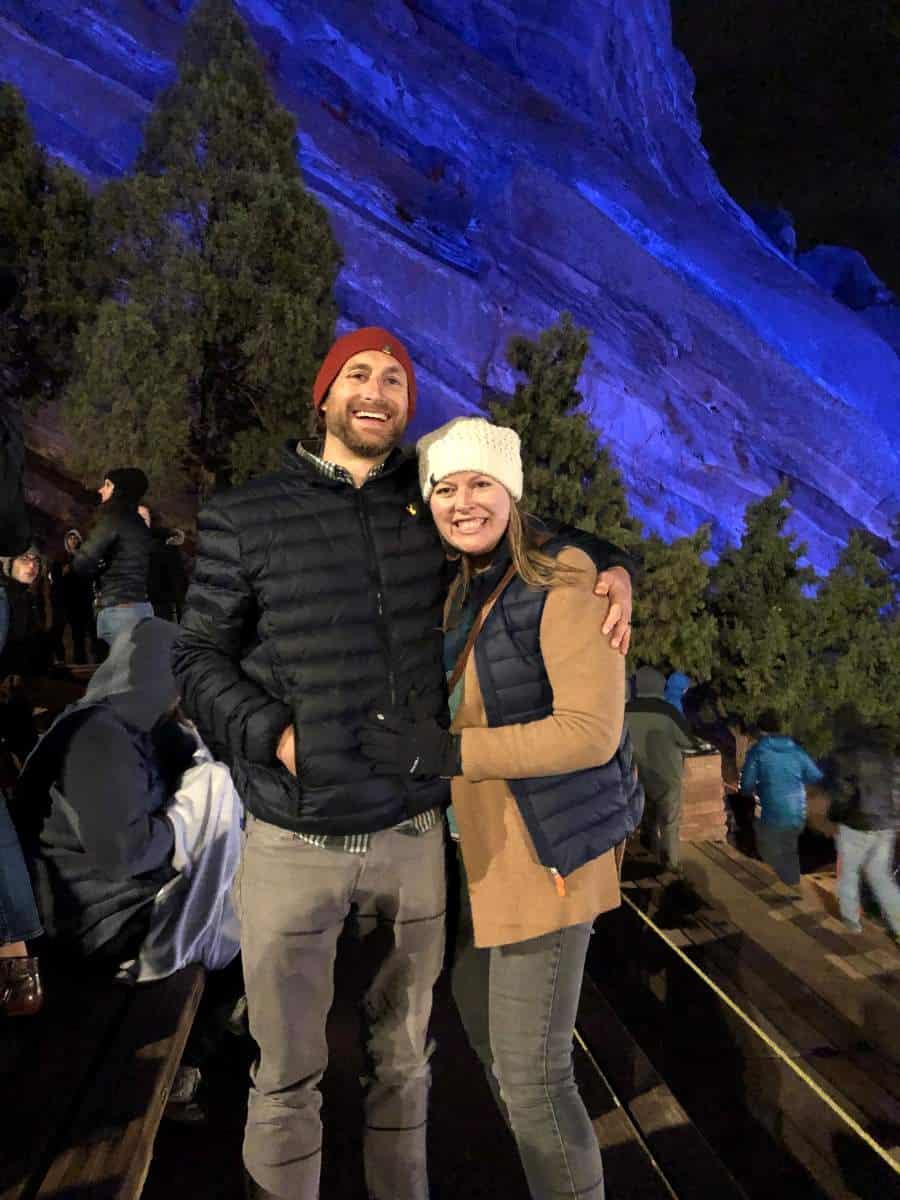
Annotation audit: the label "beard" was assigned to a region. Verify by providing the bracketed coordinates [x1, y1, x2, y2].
[324, 406, 405, 458]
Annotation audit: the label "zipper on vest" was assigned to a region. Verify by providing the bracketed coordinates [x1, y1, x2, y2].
[355, 489, 397, 707]
[550, 868, 567, 897]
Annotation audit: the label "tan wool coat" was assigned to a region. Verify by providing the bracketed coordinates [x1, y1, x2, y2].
[452, 546, 626, 948]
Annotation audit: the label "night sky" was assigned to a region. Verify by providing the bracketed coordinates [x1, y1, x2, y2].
[672, 0, 899, 293]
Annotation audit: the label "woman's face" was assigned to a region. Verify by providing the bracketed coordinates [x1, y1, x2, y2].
[429, 471, 512, 556]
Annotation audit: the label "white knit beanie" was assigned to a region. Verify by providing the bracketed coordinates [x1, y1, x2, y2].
[417, 418, 523, 502]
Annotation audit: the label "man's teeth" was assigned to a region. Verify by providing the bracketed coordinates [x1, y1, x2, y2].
[355, 410, 388, 421]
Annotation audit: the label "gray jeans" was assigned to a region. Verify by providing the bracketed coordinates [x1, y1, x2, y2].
[451, 869, 604, 1200]
[237, 813, 446, 1200]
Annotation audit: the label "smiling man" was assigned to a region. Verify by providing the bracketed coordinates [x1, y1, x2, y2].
[173, 326, 633, 1200]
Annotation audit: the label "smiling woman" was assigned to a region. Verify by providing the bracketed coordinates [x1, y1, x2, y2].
[358, 414, 640, 1200]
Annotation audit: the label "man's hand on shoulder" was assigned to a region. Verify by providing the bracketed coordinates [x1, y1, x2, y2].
[594, 565, 632, 656]
[277, 725, 296, 775]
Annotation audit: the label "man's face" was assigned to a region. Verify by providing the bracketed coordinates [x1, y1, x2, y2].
[11, 553, 40, 586]
[321, 350, 409, 458]
[65, 534, 80, 554]
[138, 505, 151, 528]
[98, 478, 115, 503]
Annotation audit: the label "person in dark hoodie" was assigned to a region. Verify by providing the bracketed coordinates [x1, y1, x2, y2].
[740, 709, 823, 888]
[626, 666, 699, 871]
[16, 618, 242, 977]
[825, 709, 899, 938]
[72, 467, 153, 648]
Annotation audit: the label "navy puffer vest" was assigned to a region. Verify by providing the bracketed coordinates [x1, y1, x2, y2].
[473, 539, 644, 878]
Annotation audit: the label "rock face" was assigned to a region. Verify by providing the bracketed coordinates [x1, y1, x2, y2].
[2, 0, 897, 571]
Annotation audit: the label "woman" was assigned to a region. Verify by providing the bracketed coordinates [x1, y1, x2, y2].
[361, 417, 641, 1200]
[72, 467, 153, 648]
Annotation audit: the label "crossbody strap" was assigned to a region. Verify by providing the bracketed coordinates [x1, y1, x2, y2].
[446, 563, 517, 697]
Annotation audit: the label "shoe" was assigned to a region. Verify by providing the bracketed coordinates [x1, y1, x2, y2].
[163, 1064, 206, 1124]
[0, 956, 43, 1017]
[841, 919, 863, 935]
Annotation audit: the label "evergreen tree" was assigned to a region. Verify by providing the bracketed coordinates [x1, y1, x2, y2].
[489, 313, 637, 546]
[631, 527, 717, 681]
[0, 83, 94, 410]
[707, 481, 815, 730]
[799, 530, 900, 755]
[491, 313, 719, 675]
[64, 0, 341, 494]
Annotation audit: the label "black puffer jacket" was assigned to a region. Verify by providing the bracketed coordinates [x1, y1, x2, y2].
[173, 445, 451, 835]
[72, 502, 152, 607]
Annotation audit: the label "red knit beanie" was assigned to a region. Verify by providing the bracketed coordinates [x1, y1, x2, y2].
[312, 327, 416, 419]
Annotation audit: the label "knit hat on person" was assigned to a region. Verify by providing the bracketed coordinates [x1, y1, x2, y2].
[634, 666, 667, 698]
[417, 417, 523, 503]
[312, 326, 417, 419]
[104, 467, 149, 505]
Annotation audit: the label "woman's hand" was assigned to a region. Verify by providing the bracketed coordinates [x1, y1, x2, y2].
[594, 565, 632, 655]
[360, 710, 461, 778]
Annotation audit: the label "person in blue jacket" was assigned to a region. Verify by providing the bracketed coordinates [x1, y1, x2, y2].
[740, 709, 823, 887]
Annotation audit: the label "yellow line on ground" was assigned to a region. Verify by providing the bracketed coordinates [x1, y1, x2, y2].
[620, 892, 900, 1175]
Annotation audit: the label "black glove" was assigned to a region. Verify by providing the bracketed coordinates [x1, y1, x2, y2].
[359, 709, 462, 779]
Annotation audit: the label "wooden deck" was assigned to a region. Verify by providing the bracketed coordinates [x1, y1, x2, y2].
[602, 841, 900, 1199]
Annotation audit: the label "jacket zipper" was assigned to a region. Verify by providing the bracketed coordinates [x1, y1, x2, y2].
[355, 489, 397, 708]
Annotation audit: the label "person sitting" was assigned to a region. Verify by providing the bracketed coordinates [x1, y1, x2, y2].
[361, 416, 641, 1200]
[740, 709, 823, 890]
[15, 617, 242, 980]
[72, 468, 153, 649]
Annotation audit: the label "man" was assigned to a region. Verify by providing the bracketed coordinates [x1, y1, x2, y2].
[0, 545, 51, 679]
[173, 327, 632, 1200]
[138, 505, 188, 623]
[49, 530, 100, 664]
[626, 665, 699, 871]
[73, 467, 153, 647]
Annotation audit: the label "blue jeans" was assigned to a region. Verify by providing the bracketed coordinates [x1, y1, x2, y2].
[837, 825, 900, 934]
[0, 792, 42, 945]
[96, 601, 154, 647]
[452, 869, 603, 1200]
[754, 819, 803, 885]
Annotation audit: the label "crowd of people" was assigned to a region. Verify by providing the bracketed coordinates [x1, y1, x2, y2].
[1, 327, 897, 1200]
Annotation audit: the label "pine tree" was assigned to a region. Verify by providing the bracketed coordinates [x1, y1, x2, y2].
[799, 530, 900, 755]
[489, 313, 637, 546]
[707, 481, 815, 730]
[0, 83, 94, 410]
[631, 527, 717, 680]
[490, 313, 721, 675]
[64, 0, 341, 495]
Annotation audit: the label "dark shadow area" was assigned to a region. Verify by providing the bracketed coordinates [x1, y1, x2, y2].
[589, 868, 831, 1200]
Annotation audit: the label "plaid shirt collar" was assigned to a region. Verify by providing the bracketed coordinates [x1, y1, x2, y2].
[295, 441, 400, 485]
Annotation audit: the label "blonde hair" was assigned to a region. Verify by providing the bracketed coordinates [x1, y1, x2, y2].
[455, 503, 581, 594]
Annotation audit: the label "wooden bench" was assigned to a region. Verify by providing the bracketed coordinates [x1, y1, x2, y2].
[0, 960, 204, 1200]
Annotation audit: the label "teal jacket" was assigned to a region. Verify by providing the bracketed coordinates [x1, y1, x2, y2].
[741, 736, 823, 827]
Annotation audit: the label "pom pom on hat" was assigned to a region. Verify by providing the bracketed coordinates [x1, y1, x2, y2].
[417, 418, 523, 502]
[313, 326, 416, 418]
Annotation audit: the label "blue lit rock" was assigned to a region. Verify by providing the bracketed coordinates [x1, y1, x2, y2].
[2, 0, 897, 571]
